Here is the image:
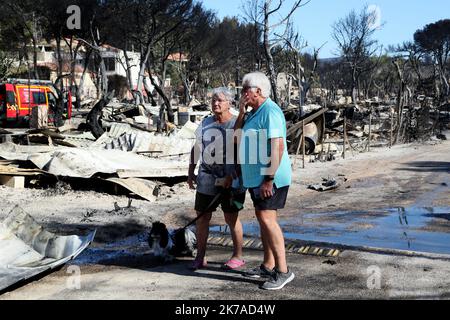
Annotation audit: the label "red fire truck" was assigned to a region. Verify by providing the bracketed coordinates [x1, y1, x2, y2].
[0, 79, 72, 127]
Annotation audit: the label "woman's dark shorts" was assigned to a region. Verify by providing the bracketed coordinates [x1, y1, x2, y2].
[248, 184, 289, 210]
[195, 190, 246, 213]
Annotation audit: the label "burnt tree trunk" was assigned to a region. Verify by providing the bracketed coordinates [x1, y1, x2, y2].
[122, 49, 139, 104]
[54, 37, 65, 127]
[439, 63, 450, 100]
[297, 53, 305, 108]
[393, 59, 406, 143]
[136, 42, 152, 105]
[351, 64, 358, 104]
[263, 3, 279, 104]
[86, 93, 114, 139]
[66, 39, 83, 110]
[147, 66, 174, 124]
[78, 48, 92, 106]
[31, 33, 39, 80]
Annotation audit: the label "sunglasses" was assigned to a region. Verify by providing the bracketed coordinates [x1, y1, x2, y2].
[242, 85, 258, 92]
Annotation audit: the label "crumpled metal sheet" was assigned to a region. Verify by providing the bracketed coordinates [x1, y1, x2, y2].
[0, 143, 55, 161]
[86, 122, 195, 156]
[42, 148, 188, 178]
[93, 122, 195, 155]
[62, 132, 97, 148]
[0, 143, 55, 171]
[144, 134, 194, 156]
[105, 177, 157, 202]
[174, 121, 198, 139]
[107, 122, 136, 139]
[0, 143, 189, 178]
[0, 206, 95, 292]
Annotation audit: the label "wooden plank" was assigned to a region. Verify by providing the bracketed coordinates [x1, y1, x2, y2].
[0, 160, 15, 166]
[0, 165, 45, 176]
[287, 107, 328, 136]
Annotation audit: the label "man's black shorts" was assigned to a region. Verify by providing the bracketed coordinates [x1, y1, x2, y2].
[249, 184, 289, 210]
[195, 190, 246, 213]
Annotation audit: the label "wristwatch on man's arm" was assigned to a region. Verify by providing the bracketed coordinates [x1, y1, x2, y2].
[263, 175, 275, 182]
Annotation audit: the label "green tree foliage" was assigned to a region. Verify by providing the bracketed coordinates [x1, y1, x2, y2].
[414, 19, 450, 99]
[414, 19, 450, 56]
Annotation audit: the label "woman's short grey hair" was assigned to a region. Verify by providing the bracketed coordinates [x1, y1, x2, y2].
[242, 72, 271, 98]
[212, 87, 233, 102]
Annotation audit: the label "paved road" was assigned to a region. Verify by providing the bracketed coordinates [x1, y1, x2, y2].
[1, 244, 449, 300]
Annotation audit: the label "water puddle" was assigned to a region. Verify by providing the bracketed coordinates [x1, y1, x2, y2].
[211, 207, 450, 255]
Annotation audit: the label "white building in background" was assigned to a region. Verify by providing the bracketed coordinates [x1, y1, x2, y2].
[27, 39, 158, 100]
[100, 44, 141, 88]
[100, 44, 162, 99]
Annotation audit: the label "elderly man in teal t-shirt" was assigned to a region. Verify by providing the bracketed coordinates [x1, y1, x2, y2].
[234, 72, 294, 291]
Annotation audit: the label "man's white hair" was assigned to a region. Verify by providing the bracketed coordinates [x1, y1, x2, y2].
[242, 72, 271, 98]
[212, 87, 233, 102]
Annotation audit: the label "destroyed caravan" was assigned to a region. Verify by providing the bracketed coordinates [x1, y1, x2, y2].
[0, 79, 72, 126]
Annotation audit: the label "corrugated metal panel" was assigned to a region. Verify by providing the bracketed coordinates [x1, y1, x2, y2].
[108, 122, 135, 139]
[62, 132, 97, 148]
[0, 143, 189, 178]
[105, 133, 138, 152]
[98, 123, 195, 155]
[0, 206, 95, 292]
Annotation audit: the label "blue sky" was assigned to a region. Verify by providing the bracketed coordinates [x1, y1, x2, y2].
[201, 0, 450, 58]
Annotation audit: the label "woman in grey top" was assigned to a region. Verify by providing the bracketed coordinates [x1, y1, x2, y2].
[188, 87, 246, 270]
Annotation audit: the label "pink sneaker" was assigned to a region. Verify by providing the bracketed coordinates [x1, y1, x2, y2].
[222, 258, 246, 270]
